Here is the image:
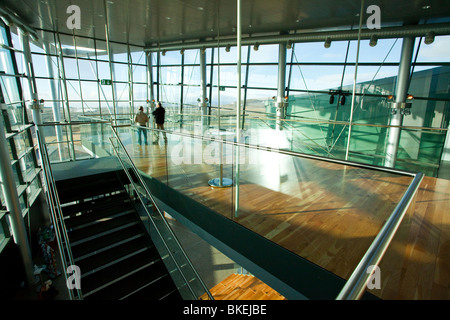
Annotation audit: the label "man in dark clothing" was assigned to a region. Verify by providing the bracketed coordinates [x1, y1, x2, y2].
[152, 102, 167, 144]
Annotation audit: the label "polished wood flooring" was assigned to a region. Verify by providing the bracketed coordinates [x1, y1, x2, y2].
[199, 274, 286, 300]
[120, 131, 449, 300]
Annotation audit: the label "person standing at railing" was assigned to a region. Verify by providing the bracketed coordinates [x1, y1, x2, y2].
[152, 102, 167, 144]
[134, 106, 149, 145]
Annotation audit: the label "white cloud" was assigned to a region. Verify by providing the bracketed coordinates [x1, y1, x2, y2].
[417, 36, 450, 61]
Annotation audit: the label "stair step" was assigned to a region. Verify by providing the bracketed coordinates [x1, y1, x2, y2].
[53, 168, 182, 300]
[76, 237, 152, 275]
[64, 202, 134, 230]
[68, 213, 139, 245]
[124, 273, 183, 300]
[82, 254, 167, 300]
[71, 225, 146, 260]
[61, 192, 129, 217]
[57, 181, 124, 204]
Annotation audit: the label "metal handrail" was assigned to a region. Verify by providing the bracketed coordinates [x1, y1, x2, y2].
[123, 123, 425, 299]
[39, 142, 83, 300]
[38, 120, 111, 126]
[336, 171, 424, 299]
[122, 107, 448, 133]
[125, 123, 418, 177]
[109, 127, 214, 300]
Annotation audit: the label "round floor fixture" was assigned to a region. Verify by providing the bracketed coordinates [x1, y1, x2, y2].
[208, 178, 233, 188]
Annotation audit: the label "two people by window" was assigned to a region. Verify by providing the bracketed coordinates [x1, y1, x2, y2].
[134, 102, 167, 145]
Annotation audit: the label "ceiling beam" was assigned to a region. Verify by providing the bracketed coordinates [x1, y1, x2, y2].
[144, 22, 450, 52]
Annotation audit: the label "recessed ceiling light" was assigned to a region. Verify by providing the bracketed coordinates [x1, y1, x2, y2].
[422, 5, 431, 9]
[166, 16, 171, 20]
[197, 7, 204, 11]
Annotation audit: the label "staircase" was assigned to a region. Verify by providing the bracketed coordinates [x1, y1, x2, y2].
[55, 170, 182, 300]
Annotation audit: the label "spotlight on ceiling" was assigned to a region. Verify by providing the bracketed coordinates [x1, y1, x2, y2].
[180, 48, 185, 55]
[225, 44, 231, 52]
[287, 40, 292, 49]
[424, 32, 435, 45]
[162, 50, 166, 56]
[369, 35, 378, 47]
[253, 43, 259, 51]
[324, 37, 332, 48]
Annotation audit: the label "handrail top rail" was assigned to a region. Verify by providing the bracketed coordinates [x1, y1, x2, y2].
[38, 120, 112, 126]
[110, 123, 423, 300]
[108, 127, 214, 300]
[117, 123, 418, 178]
[336, 172, 424, 300]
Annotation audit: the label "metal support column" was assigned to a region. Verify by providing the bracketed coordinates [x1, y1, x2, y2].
[179, 52, 185, 123]
[147, 52, 156, 125]
[55, 30, 76, 160]
[200, 47, 208, 131]
[207, 40, 232, 189]
[241, 45, 251, 131]
[235, 0, 242, 218]
[276, 42, 287, 131]
[104, 0, 117, 124]
[345, 0, 364, 161]
[127, 43, 134, 120]
[385, 36, 415, 168]
[0, 108, 34, 286]
[19, 31, 42, 129]
[43, 42, 63, 160]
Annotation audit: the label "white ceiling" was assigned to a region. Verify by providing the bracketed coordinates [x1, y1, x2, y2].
[2, 0, 450, 48]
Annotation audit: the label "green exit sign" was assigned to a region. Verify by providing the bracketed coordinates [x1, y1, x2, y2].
[101, 79, 112, 85]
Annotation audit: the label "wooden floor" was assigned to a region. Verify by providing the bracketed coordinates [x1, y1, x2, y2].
[199, 274, 286, 300]
[120, 130, 449, 300]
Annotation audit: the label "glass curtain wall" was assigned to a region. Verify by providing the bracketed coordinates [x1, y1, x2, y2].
[285, 37, 450, 176]
[0, 22, 43, 221]
[4, 17, 449, 178]
[20, 33, 148, 123]
[151, 35, 449, 177]
[9, 24, 148, 161]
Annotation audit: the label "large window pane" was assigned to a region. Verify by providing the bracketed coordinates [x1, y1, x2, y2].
[293, 41, 349, 63]
[290, 65, 349, 91]
[77, 59, 98, 80]
[112, 62, 128, 82]
[247, 65, 278, 88]
[416, 35, 450, 63]
[63, 58, 79, 79]
[80, 81, 100, 103]
[132, 65, 147, 83]
[161, 50, 181, 65]
[250, 44, 279, 63]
